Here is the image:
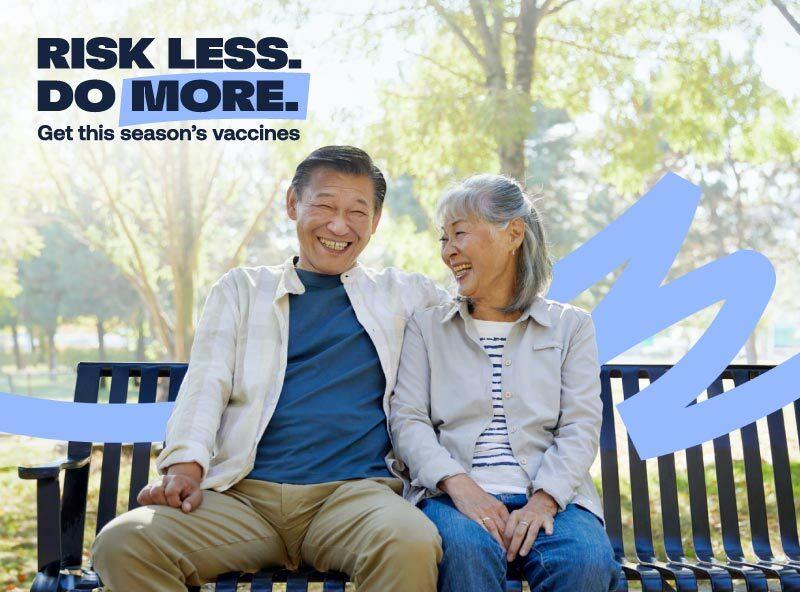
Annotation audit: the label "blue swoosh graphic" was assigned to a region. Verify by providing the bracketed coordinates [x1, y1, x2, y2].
[0, 391, 173, 442]
[0, 172, 797, 459]
[549, 172, 797, 458]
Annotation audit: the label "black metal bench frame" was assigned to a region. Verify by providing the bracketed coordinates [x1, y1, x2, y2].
[17, 362, 800, 591]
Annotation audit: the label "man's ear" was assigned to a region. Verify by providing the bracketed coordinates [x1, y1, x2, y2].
[286, 186, 298, 220]
[371, 206, 383, 233]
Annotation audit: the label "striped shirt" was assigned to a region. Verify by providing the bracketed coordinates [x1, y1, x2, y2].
[468, 320, 531, 495]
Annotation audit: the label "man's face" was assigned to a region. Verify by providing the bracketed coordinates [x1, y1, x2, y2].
[287, 167, 381, 275]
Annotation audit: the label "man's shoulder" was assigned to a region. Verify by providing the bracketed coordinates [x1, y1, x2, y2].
[360, 265, 435, 290]
[218, 263, 286, 290]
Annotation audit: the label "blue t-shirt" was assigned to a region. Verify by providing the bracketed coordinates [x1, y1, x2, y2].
[247, 267, 392, 484]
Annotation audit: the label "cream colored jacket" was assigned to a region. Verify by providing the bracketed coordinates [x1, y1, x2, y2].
[155, 257, 446, 491]
[389, 297, 604, 519]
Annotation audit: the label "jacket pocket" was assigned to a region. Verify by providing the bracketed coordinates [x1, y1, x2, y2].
[532, 341, 562, 351]
[530, 342, 563, 426]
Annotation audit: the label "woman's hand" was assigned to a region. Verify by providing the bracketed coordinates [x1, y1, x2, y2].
[504, 490, 558, 561]
[439, 474, 509, 549]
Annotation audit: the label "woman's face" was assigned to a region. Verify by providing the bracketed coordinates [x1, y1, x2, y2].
[439, 215, 522, 303]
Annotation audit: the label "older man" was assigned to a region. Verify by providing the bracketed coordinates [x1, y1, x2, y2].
[91, 146, 446, 591]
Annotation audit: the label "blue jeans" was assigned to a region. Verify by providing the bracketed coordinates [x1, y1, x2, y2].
[420, 493, 620, 592]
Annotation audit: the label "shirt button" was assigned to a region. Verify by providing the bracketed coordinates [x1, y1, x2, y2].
[504, 391, 512, 399]
[504, 360, 512, 367]
[510, 426, 518, 434]
[520, 458, 527, 466]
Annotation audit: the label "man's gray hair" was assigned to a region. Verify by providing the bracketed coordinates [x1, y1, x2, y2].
[436, 174, 552, 314]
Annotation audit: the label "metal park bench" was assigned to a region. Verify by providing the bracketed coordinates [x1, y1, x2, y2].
[17, 362, 800, 591]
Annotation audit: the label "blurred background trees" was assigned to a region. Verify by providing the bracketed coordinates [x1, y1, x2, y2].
[0, 0, 797, 371]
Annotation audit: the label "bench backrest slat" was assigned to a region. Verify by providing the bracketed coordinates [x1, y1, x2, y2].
[62, 363, 102, 569]
[708, 376, 746, 561]
[685, 439, 714, 562]
[734, 369, 774, 560]
[168, 365, 187, 402]
[767, 402, 800, 559]
[599, 368, 625, 560]
[647, 367, 686, 561]
[621, 368, 657, 561]
[95, 366, 131, 533]
[128, 366, 162, 511]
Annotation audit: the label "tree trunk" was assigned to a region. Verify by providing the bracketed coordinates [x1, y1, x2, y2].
[729, 160, 759, 364]
[97, 317, 106, 361]
[31, 326, 44, 364]
[499, 137, 527, 182]
[167, 142, 197, 361]
[11, 323, 24, 370]
[500, 0, 540, 183]
[47, 329, 56, 372]
[136, 313, 146, 361]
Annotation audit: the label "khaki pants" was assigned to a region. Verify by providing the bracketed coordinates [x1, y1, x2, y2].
[91, 478, 441, 591]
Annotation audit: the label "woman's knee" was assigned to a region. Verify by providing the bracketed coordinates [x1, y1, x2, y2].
[438, 526, 505, 571]
[538, 537, 618, 589]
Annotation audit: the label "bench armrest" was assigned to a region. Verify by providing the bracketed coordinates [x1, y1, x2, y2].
[18, 456, 91, 480]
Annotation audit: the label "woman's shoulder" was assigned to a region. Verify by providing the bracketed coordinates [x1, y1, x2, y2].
[534, 297, 594, 344]
[536, 297, 592, 321]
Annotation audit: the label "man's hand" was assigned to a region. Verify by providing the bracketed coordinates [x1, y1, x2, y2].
[504, 490, 558, 561]
[439, 474, 509, 550]
[137, 461, 203, 513]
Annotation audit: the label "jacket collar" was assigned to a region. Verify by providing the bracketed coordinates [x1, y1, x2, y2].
[441, 295, 553, 327]
[275, 256, 367, 299]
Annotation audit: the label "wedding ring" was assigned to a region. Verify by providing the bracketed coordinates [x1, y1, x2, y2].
[519, 520, 530, 526]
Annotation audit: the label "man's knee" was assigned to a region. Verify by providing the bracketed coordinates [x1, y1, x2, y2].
[367, 510, 442, 565]
[91, 508, 162, 574]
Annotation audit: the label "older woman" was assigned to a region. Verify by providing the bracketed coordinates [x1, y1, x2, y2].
[389, 174, 619, 592]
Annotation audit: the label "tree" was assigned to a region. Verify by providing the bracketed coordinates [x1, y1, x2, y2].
[62, 242, 141, 361]
[0, 298, 24, 370]
[590, 40, 800, 363]
[8, 0, 315, 361]
[770, 0, 800, 36]
[16, 225, 73, 371]
[370, 0, 761, 187]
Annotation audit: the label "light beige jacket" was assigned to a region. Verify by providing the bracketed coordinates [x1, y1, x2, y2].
[389, 296, 604, 519]
[155, 256, 446, 491]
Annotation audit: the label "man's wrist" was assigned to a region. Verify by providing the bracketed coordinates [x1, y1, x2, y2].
[166, 461, 202, 482]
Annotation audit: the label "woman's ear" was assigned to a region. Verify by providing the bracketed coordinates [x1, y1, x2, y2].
[507, 218, 526, 252]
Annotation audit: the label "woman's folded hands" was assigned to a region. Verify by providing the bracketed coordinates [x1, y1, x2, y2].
[439, 473, 510, 549]
[503, 490, 557, 561]
[438, 474, 558, 560]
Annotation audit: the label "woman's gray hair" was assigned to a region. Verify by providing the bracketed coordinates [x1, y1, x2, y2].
[436, 174, 552, 314]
